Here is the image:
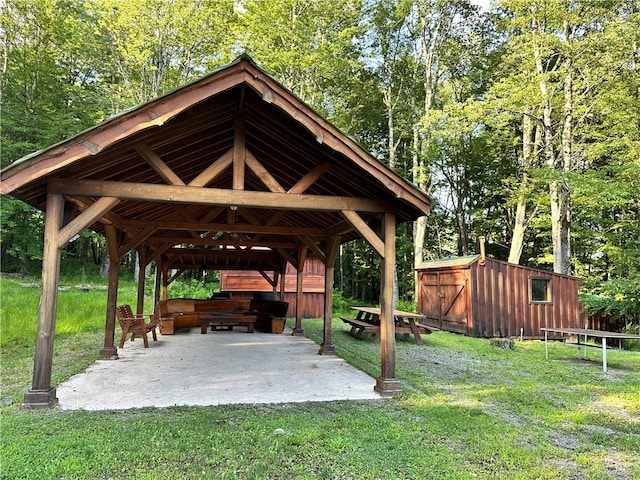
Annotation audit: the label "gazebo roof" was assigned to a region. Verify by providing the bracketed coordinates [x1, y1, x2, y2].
[1, 54, 430, 269]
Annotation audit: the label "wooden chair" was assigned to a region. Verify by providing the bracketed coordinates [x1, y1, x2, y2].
[116, 304, 158, 348]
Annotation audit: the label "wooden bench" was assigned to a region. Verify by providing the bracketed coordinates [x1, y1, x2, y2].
[340, 316, 379, 338]
[415, 322, 437, 333]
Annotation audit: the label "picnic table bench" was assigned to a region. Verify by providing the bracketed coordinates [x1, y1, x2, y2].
[343, 307, 437, 345]
[340, 316, 380, 338]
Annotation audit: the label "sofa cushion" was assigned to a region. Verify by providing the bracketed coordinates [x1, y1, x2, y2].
[164, 299, 195, 314]
[249, 300, 289, 317]
[194, 299, 250, 313]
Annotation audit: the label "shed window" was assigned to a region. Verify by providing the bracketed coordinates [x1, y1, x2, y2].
[530, 278, 552, 303]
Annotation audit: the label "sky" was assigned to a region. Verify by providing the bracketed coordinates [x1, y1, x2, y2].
[472, 0, 491, 11]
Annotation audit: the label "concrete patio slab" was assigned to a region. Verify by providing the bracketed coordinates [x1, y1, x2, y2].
[57, 327, 380, 410]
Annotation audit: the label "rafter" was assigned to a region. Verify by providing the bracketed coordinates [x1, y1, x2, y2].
[146, 237, 299, 249]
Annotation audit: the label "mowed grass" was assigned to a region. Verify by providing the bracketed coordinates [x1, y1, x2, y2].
[1, 277, 639, 479]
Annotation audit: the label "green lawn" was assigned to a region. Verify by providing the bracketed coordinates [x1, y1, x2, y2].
[1, 277, 639, 479]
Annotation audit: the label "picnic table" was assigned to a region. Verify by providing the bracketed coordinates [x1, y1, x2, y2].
[340, 306, 436, 345]
[541, 327, 640, 372]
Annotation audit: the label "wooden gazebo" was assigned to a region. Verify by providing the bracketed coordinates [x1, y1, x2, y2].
[1, 55, 430, 407]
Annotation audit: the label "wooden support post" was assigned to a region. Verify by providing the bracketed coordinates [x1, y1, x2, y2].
[162, 268, 168, 300]
[319, 237, 340, 355]
[153, 261, 161, 308]
[23, 193, 64, 408]
[375, 212, 401, 397]
[99, 224, 120, 360]
[273, 272, 280, 298]
[292, 247, 308, 336]
[136, 247, 146, 315]
[233, 111, 246, 190]
[279, 269, 286, 301]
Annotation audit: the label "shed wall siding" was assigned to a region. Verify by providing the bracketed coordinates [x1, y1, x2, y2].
[418, 258, 583, 338]
[220, 258, 325, 318]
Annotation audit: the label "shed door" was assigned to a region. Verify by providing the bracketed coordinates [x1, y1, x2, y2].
[420, 271, 468, 334]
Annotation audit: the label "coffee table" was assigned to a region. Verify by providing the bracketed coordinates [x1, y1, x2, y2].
[199, 312, 257, 334]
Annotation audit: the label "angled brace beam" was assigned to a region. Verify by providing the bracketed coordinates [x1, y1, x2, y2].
[246, 150, 285, 193]
[258, 270, 277, 287]
[299, 235, 326, 264]
[58, 196, 120, 249]
[341, 210, 384, 257]
[136, 144, 185, 186]
[189, 148, 234, 187]
[119, 227, 156, 259]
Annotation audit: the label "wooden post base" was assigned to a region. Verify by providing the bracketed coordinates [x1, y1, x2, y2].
[23, 388, 58, 408]
[98, 347, 119, 360]
[317, 343, 335, 355]
[374, 377, 402, 397]
[290, 327, 305, 336]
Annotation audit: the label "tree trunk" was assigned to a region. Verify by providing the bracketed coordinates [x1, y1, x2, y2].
[554, 19, 574, 276]
[413, 121, 427, 299]
[100, 251, 110, 278]
[509, 199, 529, 265]
[456, 209, 469, 256]
[508, 108, 537, 264]
[413, 6, 443, 298]
[533, 13, 572, 275]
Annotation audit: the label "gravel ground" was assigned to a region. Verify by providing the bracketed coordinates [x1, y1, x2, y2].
[393, 339, 639, 480]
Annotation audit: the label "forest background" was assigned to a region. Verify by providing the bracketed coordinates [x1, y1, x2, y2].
[1, 0, 639, 323]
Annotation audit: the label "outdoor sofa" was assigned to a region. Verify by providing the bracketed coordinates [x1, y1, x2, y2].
[156, 298, 288, 334]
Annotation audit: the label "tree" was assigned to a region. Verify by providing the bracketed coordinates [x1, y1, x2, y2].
[1, 0, 107, 273]
[493, 0, 637, 276]
[1, 0, 108, 159]
[238, 0, 365, 120]
[88, 0, 238, 110]
[571, 3, 640, 283]
[406, 0, 480, 281]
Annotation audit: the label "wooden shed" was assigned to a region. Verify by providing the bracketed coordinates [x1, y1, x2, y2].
[220, 257, 325, 318]
[416, 254, 584, 338]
